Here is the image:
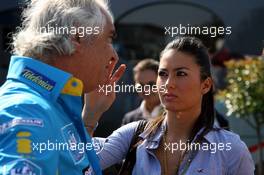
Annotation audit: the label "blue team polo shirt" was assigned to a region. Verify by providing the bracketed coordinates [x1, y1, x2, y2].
[0, 56, 102, 175]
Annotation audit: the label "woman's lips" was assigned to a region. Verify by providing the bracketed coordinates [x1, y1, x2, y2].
[163, 93, 178, 101]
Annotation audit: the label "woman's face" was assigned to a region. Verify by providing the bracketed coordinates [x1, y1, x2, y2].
[157, 49, 212, 112]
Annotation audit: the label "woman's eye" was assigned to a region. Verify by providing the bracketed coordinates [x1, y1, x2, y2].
[158, 71, 168, 77]
[176, 71, 187, 76]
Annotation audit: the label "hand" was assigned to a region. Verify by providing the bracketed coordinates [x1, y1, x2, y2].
[82, 59, 126, 126]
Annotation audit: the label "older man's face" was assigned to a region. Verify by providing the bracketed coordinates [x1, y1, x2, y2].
[74, 12, 119, 93]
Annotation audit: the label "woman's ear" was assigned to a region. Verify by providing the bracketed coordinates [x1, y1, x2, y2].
[201, 77, 213, 94]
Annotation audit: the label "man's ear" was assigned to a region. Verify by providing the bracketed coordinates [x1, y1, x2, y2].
[71, 33, 82, 54]
[201, 77, 212, 94]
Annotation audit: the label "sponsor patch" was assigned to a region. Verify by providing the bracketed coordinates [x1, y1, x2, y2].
[0, 118, 44, 134]
[16, 131, 32, 154]
[2, 159, 42, 175]
[21, 66, 56, 91]
[61, 123, 85, 164]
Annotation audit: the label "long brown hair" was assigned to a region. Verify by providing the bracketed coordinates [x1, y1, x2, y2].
[145, 36, 215, 140]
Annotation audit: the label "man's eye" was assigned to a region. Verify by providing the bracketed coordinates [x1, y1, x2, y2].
[109, 34, 117, 43]
[109, 37, 113, 43]
[158, 71, 168, 77]
[176, 71, 187, 76]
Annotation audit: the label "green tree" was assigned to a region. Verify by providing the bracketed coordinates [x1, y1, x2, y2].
[218, 57, 264, 175]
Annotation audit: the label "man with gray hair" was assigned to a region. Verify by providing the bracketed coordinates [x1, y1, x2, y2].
[0, 0, 125, 174]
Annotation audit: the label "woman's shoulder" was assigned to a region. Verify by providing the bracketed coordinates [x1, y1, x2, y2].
[204, 129, 255, 173]
[208, 128, 246, 144]
[205, 128, 249, 155]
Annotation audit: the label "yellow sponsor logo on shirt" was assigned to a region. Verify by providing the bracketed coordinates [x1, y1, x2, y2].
[16, 131, 32, 154]
[61, 77, 83, 96]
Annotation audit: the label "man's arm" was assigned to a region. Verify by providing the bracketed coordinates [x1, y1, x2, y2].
[82, 110, 102, 136]
[82, 61, 126, 135]
[0, 104, 59, 174]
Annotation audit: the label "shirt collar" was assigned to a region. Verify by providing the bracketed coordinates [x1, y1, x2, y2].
[139, 118, 217, 149]
[7, 55, 83, 100]
[202, 125, 221, 143]
[139, 100, 163, 119]
[138, 118, 166, 149]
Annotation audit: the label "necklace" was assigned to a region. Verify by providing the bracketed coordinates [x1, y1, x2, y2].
[163, 132, 168, 175]
[162, 131, 187, 175]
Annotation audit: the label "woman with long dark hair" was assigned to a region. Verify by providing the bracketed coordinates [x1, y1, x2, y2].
[84, 36, 254, 175]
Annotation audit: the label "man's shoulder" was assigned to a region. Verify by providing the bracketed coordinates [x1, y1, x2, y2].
[124, 107, 142, 118]
[0, 81, 50, 107]
[0, 82, 58, 137]
[122, 107, 144, 125]
[0, 81, 54, 119]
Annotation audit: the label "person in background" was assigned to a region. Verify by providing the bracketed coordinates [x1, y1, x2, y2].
[208, 40, 234, 130]
[122, 59, 163, 125]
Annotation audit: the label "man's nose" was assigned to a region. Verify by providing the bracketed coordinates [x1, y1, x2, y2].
[111, 48, 119, 62]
